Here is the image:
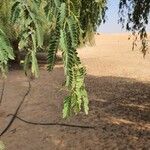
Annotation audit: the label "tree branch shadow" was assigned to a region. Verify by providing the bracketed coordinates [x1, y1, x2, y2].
[83, 75, 150, 144]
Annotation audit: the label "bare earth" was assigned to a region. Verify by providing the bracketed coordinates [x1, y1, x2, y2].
[0, 34, 150, 150]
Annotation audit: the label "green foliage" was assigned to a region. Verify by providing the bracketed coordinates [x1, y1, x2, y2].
[0, 0, 17, 41]
[1, 0, 149, 118]
[0, 140, 5, 150]
[44, 0, 107, 117]
[0, 0, 150, 118]
[47, 18, 60, 71]
[10, 0, 45, 77]
[46, 0, 93, 118]
[80, 0, 107, 44]
[0, 0, 107, 117]
[0, 29, 14, 77]
[119, 0, 150, 56]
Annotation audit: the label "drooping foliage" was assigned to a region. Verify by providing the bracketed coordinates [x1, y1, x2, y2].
[0, 0, 107, 118]
[45, 0, 107, 118]
[0, 1, 15, 76]
[0, 0, 150, 118]
[0, 29, 14, 77]
[11, 0, 45, 77]
[119, 0, 150, 56]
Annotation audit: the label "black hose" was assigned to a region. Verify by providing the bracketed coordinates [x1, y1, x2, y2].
[0, 80, 31, 137]
[0, 79, 95, 137]
[0, 80, 5, 105]
[7, 114, 95, 129]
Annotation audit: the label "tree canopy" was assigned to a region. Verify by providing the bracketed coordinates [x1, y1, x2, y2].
[119, 0, 150, 55]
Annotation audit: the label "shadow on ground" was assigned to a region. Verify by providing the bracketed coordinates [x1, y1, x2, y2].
[85, 74, 150, 133]
[86, 75, 150, 123]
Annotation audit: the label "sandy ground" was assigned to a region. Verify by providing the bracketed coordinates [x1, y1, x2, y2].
[0, 34, 150, 150]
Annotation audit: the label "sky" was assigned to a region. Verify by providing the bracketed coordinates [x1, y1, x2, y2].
[98, 0, 150, 33]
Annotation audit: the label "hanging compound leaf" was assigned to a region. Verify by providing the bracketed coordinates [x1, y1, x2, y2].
[0, 28, 14, 77]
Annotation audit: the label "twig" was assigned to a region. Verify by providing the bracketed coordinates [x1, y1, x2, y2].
[0, 80, 5, 105]
[7, 114, 95, 129]
[0, 79, 31, 137]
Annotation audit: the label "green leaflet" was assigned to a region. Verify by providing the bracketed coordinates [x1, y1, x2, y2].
[10, 1, 20, 22]
[54, 0, 61, 8]
[24, 52, 31, 76]
[63, 96, 71, 118]
[31, 51, 39, 78]
[70, 0, 81, 17]
[47, 18, 60, 71]
[67, 16, 79, 48]
[0, 28, 14, 77]
[0, 141, 5, 150]
[59, 3, 66, 27]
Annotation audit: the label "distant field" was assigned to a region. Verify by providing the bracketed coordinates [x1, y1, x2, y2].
[79, 33, 150, 81]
